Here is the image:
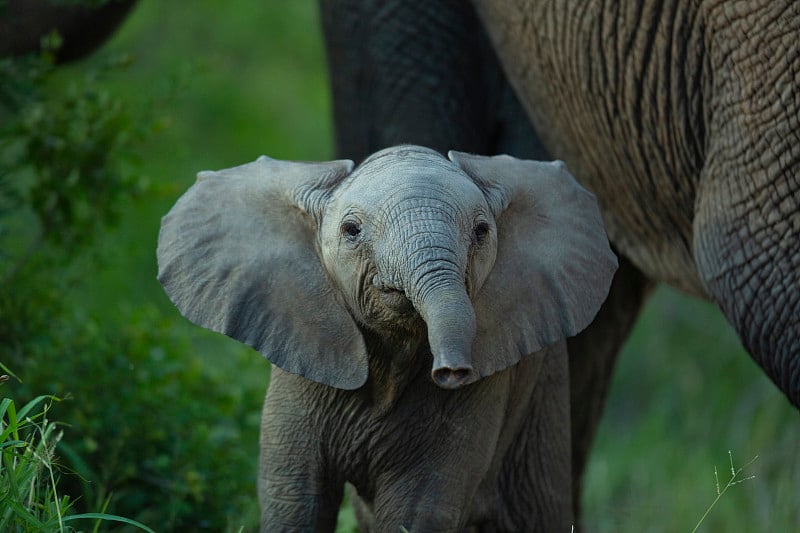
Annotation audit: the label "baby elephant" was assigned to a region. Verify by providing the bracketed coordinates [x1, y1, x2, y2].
[157, 145, 616, 531]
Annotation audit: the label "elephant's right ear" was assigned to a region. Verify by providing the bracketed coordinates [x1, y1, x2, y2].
[157, 156, 369, 390]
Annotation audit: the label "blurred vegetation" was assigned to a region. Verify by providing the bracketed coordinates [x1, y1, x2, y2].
[0, 394, 155, 532]
[0, 1, 797, 532]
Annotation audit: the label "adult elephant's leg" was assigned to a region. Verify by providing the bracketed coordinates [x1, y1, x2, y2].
[696, 164, 800, 408]
[566, 254, 653, 522]
[696, 166, 799, 406]
[694, 3, 800, 408]
[319, 0, 524, 161]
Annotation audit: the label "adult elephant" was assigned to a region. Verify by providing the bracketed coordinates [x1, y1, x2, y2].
[319, 0, 799, 520]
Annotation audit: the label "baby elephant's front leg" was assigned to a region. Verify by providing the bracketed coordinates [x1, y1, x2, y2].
[258, 373, 343, 533]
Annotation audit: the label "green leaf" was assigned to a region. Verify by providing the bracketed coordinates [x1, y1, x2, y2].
[1, 397, 18, 441]
[17, 394, 57, 421]
[62, 512, 158, 533]
[0, 361, 20, 382]
[0, 439, 25, 450]
[0, 495, 46, 528]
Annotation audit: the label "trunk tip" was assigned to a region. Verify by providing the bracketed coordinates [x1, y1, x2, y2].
[431, 366, 474, 389]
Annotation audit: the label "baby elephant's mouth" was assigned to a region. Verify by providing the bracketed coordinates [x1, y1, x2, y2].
[372, 274, 415, 315]
[378, 288, 414, 314]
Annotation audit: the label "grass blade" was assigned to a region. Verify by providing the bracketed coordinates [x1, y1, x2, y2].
[63, 512, 157, 533]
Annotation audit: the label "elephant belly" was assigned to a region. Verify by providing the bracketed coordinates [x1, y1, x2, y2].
[475, 0, 710, 297]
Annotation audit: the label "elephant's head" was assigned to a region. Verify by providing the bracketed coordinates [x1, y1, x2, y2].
[157, 145, 617, 390]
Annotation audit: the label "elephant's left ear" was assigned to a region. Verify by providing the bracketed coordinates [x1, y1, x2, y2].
[448, 151, 618, 378]
[157, 155, 370, 390]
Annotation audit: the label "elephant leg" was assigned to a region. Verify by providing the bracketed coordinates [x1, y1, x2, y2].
[258, 372, 344, 532]
[527, 346, 573, 532]
[318, 0, 545, 162]
[694, 8, 800, 408]
[566, 253, 654, 524]
[695, 150, 800, 407]
[494, 346, 573, 532]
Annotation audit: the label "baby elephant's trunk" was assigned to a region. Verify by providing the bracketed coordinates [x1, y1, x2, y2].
[416, 287, 477, 389]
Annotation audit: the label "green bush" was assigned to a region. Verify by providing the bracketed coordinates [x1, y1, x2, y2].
[4, 305, 263, 530]
[0, 393, 155, 532]
[0, 48, 264, 530]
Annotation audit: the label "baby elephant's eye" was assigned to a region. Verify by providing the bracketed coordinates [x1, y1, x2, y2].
[473, 221, 490, 244]
[341, 221, 362, 241]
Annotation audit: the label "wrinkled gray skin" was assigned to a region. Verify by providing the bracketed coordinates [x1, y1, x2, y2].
[319, 0, 800, 521]
[158, 146, 617, 531]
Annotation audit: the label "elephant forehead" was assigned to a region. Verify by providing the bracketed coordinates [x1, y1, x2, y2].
[342, 160, 486, 212]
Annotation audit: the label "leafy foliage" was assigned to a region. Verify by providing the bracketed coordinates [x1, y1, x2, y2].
[5, 305, 262, 530]
[0, 394, 155, 532]
[0, 42, 263, 531]
[0, 394, 70, 531]
[0, 51, 146, 271]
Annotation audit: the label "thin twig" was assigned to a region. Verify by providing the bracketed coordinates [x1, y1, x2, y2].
[691, 451, 758, 533]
